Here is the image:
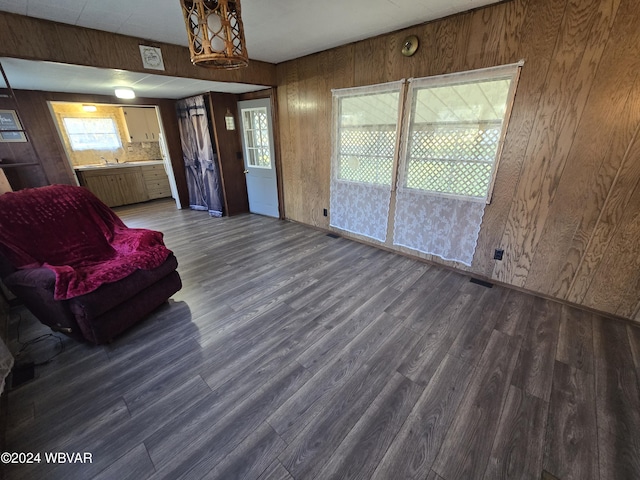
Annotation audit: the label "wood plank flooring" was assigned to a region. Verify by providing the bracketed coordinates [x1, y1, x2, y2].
[3, 199, 640, 480]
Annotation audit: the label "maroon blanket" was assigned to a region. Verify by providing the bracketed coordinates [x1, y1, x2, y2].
[0, 185, 171, 300]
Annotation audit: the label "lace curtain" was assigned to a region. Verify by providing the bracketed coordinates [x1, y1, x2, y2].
[330, 64, 521, 265]
[393, 64, 521, 265]
[329, 81, 404, 242]
[394, 193, 486, 265]
[330, 181, 392, 242]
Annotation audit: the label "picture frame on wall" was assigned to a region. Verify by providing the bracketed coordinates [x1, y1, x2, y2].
[0, 109, 27, 142]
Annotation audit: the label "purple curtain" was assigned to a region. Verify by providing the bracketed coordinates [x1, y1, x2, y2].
[176, 95, 223, 217]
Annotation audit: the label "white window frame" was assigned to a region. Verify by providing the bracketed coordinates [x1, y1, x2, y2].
[241, 106, 272, 169]
[62, 116, 122, 151]
[398, 62, 522, 204]
[332, 81, 405, 188]
[328, 80, 404, 242]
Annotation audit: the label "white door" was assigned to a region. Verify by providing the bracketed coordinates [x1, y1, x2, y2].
[238, 98, 279, 217]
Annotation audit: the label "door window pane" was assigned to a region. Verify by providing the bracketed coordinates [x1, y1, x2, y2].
[242, 107, 271, 168]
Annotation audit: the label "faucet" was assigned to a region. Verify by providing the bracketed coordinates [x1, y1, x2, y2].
[100, 156, 110, 165]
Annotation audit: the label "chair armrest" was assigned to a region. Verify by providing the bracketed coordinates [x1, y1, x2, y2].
[4, 267, 56, 292]
[111, 228, 165, 253]
[4, 267, 84, 341]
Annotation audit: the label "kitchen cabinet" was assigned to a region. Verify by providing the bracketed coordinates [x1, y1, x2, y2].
[140, 164, 172, 200]
[76, 162, 171, 207]
[122, 107, 161, 143]
[78, 167, 148, 207]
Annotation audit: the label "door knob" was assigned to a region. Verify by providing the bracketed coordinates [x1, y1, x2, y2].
[243, 170, 249, 174]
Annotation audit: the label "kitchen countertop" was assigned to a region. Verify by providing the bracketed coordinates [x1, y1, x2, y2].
[74, 160, 164, 171]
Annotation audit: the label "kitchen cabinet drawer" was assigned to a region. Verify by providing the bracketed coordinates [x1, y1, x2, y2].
[145, 179, 170, 189]
[141, 165, 171, 199]
[146, 184, 171, 198]
[140, 164, 165, 173]
[147, 188, 171, 199]
[143, 171, 167, 181]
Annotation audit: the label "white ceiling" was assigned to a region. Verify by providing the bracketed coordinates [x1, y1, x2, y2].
[0, 57, 268, 98]
[0, 0, 501, 98]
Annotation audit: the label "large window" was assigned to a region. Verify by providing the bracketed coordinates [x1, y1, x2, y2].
[400, 69, 518, 202]
[330, 63, 521, 265]
[62, 117, 122, 151]
[330, 81, 404, 242]
[336, 90, 400, 186]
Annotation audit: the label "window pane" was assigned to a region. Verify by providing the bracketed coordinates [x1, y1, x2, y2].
[330, 81, 402, 242]
[404, 77, 512, 200]
[242, 108, 271, 168]
[63, 117, 122, 151]
[337, 91, 399, 186]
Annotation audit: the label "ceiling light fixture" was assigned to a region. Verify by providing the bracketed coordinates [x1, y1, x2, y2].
[180, 0, 249, 69]
[82, 104, 97, 112]
[114, 88, 136, 99]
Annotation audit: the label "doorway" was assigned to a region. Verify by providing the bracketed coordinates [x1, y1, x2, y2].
[237, 98, 279, 218]
[48, 101, 180, 209]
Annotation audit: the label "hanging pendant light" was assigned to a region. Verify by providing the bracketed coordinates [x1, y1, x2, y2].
[180, 0, 249, 69]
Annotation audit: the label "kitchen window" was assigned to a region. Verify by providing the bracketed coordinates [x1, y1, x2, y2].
[62, 117, 122, 151]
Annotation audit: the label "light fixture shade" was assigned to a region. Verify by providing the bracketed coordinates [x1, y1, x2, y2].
[115, 88, 136, 99]
[180, 0, 248, 69]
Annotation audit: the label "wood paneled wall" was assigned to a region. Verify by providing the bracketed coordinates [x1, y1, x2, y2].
[207, 92, 249, 216]
[0, 91, 68, 189]
[275, 0, 640, 320]
[0, 90, 190, 207]
[0, 12, 276, 87]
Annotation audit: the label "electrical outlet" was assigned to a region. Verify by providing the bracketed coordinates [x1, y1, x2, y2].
[323, 208, 328, 217]
[494, 249, 504, 261]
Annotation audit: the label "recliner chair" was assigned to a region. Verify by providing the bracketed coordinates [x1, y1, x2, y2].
[0, 185, 182, 344]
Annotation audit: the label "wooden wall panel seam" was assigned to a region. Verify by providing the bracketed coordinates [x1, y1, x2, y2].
[472, 0, 565, 276]
[520, 0, 627, 299]
[566, 120, 640, 304]
[493, 0, 610, 287]
[583, 178, 640, 314]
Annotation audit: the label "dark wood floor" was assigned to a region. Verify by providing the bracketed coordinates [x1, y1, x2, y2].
[4, 199, 640, 480]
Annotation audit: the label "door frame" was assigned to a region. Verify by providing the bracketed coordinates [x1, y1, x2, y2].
[237, 88, 284, 219]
